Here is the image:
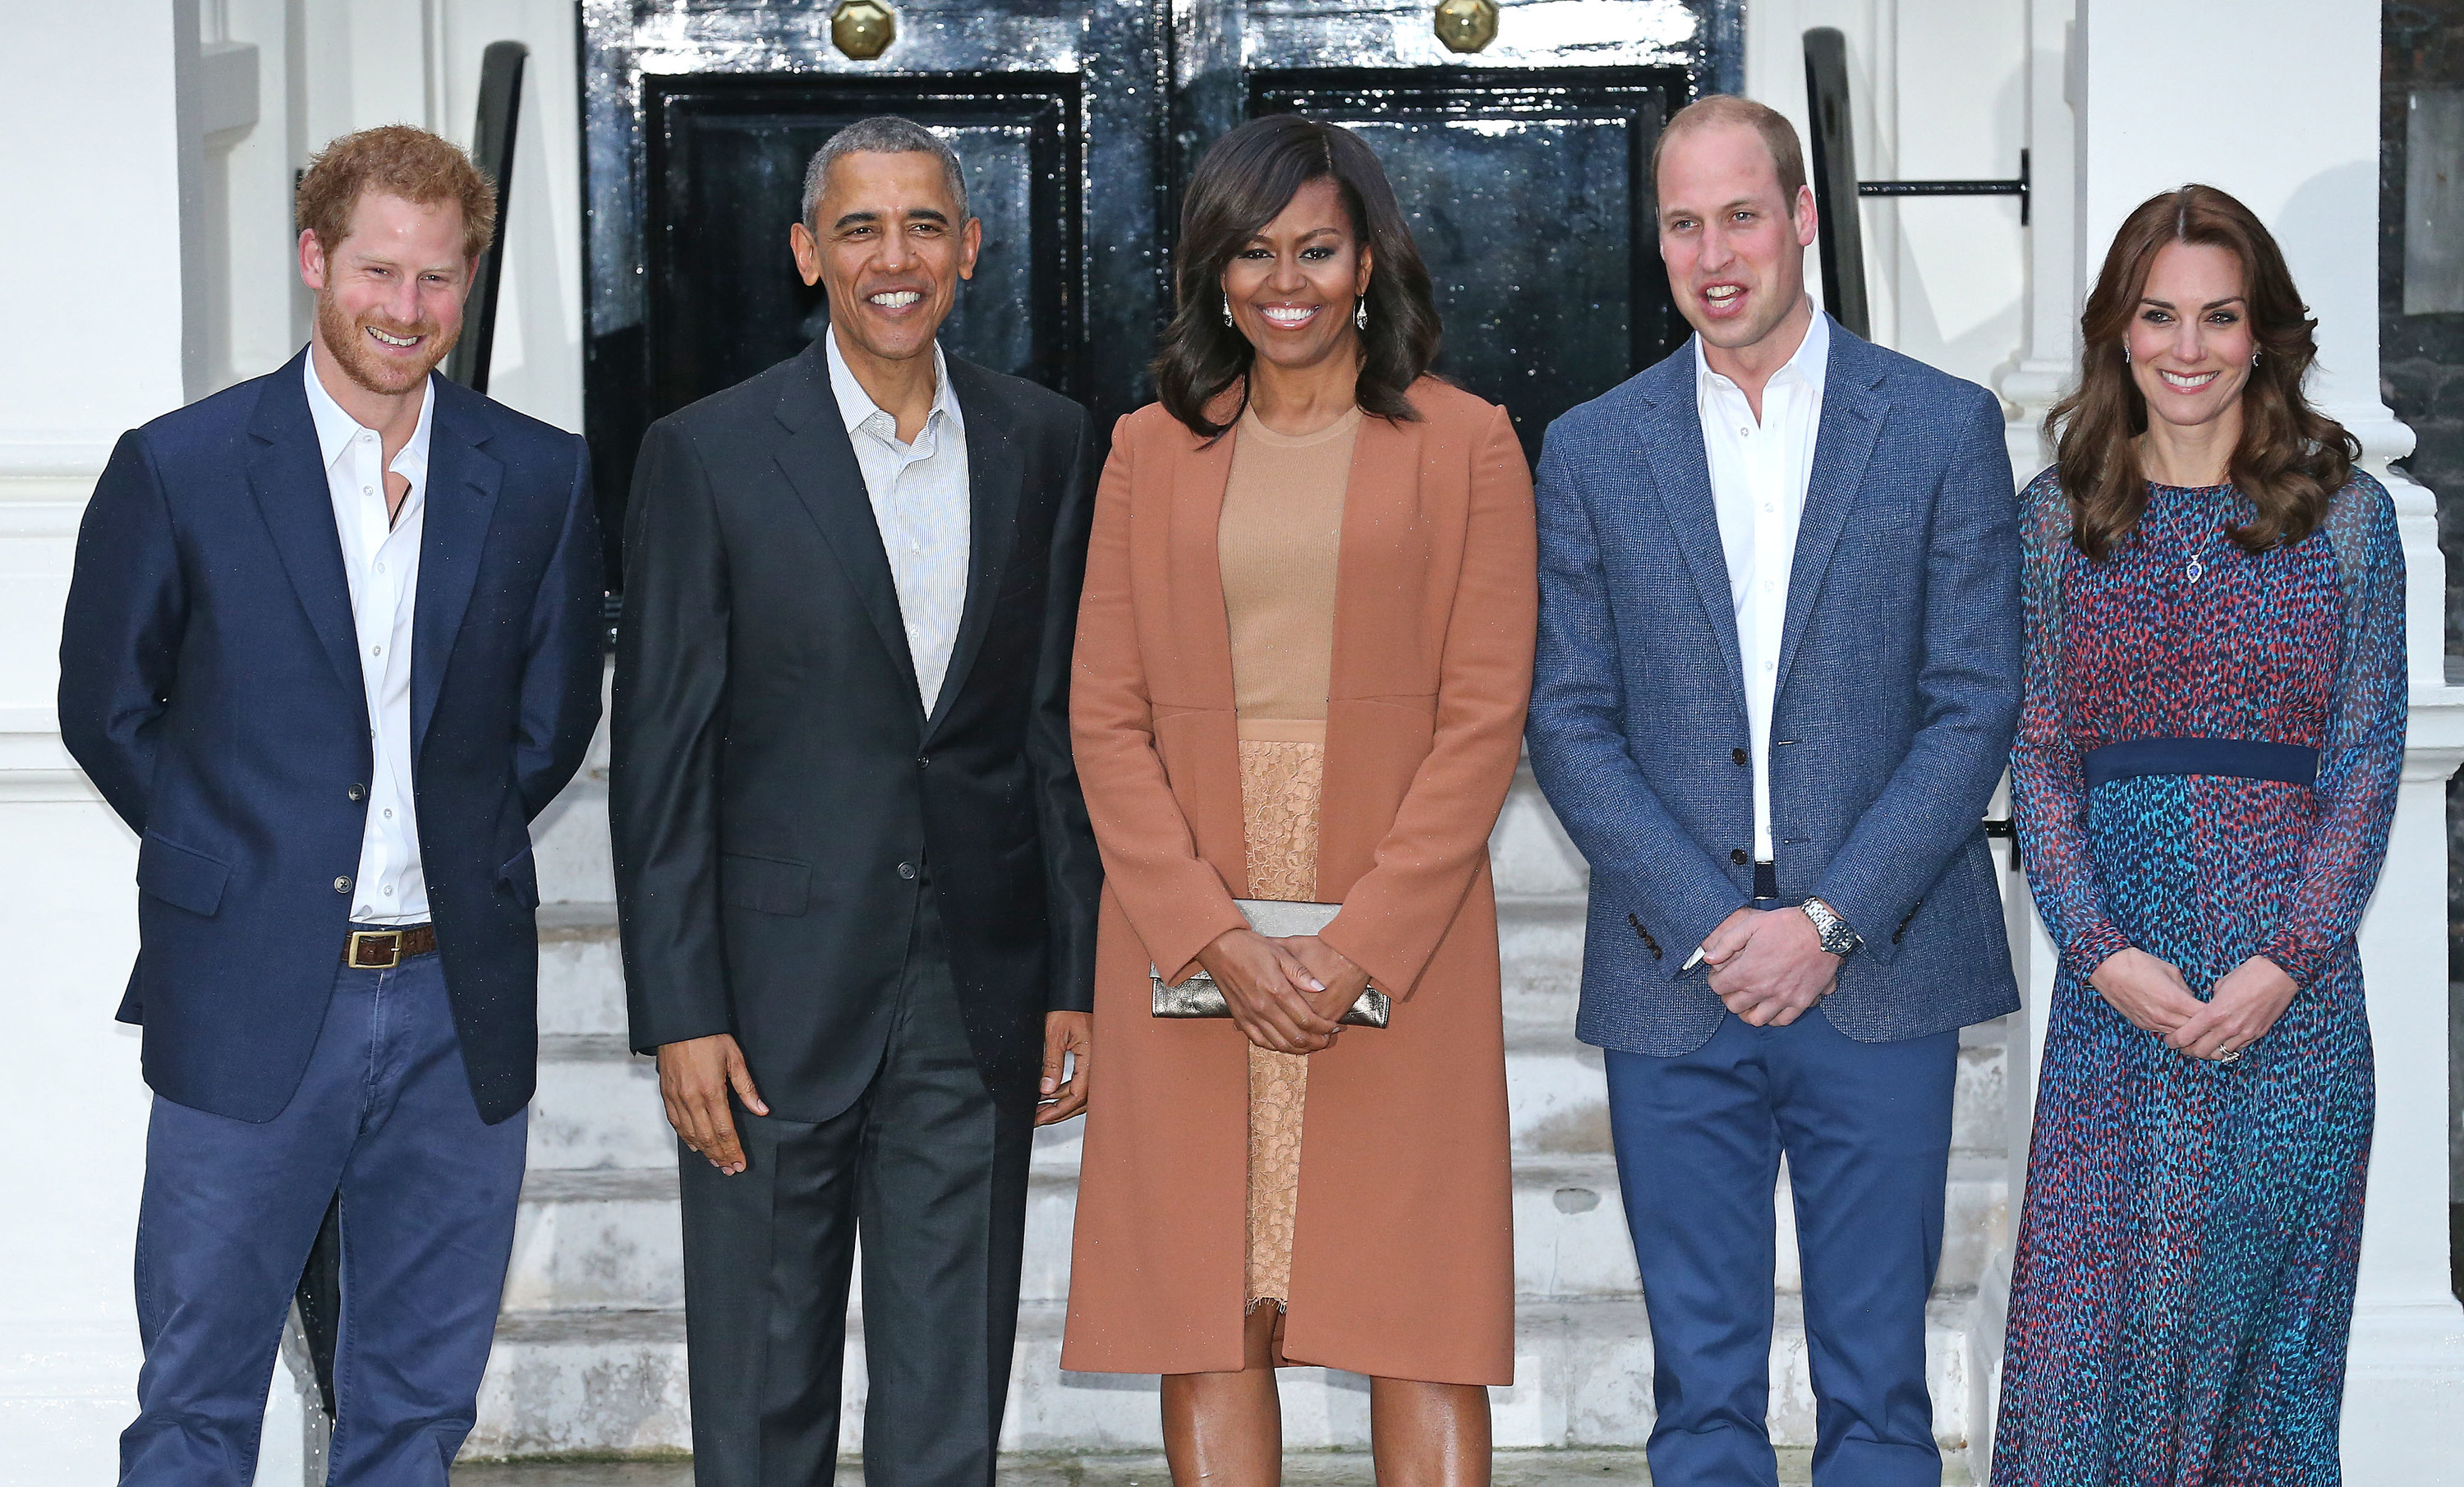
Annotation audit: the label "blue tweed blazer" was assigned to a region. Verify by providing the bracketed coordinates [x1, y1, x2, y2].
[1526, 319, 2022, 1057]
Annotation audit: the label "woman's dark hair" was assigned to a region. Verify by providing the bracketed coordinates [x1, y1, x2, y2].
[1154, 115, 1441, 439]
[2048, 182, 2356, 560]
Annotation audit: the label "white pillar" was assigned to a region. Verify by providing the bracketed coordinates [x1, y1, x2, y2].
[0, 3, 194, 1478]
[1982, 1, 2464, 1478]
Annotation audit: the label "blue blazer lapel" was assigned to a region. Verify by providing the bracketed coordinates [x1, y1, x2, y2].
[926, 357, 1020, 740]
[411, 380, 503, 751]
[771, 342, 924, 721]
[1630, 352, 1746, 702]
[1775, 324, 1887, 690]
[246, 355, 363, 702]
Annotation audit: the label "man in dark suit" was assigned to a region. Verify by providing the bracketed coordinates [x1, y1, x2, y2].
[58, 126, 605, 1484]
[1525, 97, 2022, 1485]
[611, 117, 1101, 1487]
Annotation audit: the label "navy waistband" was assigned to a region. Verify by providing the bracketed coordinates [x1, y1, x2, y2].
[2083, 737, 2319, 790]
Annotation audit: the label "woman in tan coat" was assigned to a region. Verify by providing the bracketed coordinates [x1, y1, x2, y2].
[1061, 116, 1535, 1487]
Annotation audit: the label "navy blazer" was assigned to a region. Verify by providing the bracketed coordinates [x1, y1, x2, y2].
[59, 351, 605, 1125]
[1526, 319, 2022, 1057]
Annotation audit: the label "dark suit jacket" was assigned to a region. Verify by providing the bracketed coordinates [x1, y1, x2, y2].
[1526, 320, 2023, 1057]
[57, 351, 606, 1125]
[611, 339, 1101, 1121]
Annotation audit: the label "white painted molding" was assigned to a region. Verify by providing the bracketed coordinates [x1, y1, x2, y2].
[0, 707, 96, 803]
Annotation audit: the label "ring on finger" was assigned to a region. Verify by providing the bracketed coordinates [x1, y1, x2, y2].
[2216, 1043, 2244, 1063]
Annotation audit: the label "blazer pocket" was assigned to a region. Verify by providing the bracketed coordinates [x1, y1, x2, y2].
[137, 831, 232, 917]
[498, 845, 541, 910]
[720, 853, 811, 917]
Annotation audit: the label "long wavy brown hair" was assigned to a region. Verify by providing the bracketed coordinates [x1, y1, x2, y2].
[2048, 183, 2356, 560]
[1153, 116, 1441, 439]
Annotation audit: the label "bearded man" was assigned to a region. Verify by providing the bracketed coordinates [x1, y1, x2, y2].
[58, 126, 604, 1484]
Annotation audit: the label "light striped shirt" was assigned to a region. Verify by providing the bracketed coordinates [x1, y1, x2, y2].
[827, 329, 972, 715]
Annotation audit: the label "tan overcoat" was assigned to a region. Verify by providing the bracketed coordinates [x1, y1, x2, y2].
[1059, 378, 1535, 1386]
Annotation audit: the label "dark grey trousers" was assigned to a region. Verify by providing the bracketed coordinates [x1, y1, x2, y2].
[678, 895, 1033, 1487]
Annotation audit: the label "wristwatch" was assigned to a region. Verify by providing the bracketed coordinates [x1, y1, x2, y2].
[1801, 896, 1862, 958]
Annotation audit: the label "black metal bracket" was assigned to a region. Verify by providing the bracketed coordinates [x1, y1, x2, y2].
[444, 41, 530, 394]
[1859, 149, 2030, 226]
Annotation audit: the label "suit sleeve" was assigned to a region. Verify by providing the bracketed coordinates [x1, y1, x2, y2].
[1317, 403, 1536, 1000]
[1069, 420, 1250, 986]
[1032, 407, 1103, 1012]
[513, 435, 606, 820]
[59, 430, 186, 835]
[1524, 421, 1749, 972]
[1809, 385, 2023, 958]
[611, 418, 736, 1052]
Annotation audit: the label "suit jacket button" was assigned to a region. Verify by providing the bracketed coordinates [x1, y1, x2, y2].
[347, 784, 367, 802]
[897, 862, 917, 881]
[1731, 848, 1749, 866]
[334, 876, 352, 893]
[1731, 748, 1749, 767]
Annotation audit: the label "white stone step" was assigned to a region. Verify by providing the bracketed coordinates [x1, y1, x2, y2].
[503, 1149, 2005, 1319]
[468, 1295, 1982, 1459]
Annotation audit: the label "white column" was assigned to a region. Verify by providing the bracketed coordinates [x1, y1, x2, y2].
[2039, 1, 2464, 1477]
[0, 3, 193, 1479]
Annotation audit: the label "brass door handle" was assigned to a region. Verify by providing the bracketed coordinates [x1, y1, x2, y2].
[1434, 0, 1500, 54]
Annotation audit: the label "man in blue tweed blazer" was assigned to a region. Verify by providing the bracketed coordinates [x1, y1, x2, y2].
[1526, 97, 2020, 1485]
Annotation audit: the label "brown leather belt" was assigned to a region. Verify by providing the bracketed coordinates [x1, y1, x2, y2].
[344, 924, 438, 969]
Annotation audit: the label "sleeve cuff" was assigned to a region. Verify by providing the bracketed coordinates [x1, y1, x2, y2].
[2067, 918, 2134, 978]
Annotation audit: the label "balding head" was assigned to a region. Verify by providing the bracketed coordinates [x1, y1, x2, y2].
[1651, 95, 1807, 207]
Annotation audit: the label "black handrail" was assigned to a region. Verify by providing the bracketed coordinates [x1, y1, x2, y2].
[1802, 26, 2029, 341]
[445, 41, 530, 394]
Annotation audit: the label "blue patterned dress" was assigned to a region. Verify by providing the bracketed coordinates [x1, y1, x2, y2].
[1991, 470, 2406, 1484]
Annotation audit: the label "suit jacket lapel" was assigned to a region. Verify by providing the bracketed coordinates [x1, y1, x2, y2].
[1630, 354, 1748, 707]
[246, 355, 364, 702]
[1774, 329, 1887, 691]
[926, 359, 1021, 740]
[772, 341, 924, 721]
[411, 381, 503, 752]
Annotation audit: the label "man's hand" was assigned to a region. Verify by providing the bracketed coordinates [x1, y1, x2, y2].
[1037, 1011, 1093, 1126]
[1284, 935, 1371, 1036]
[2164, 955, 2296, 1061]
[1703, 906, 1838, 1027]
[1197, 927, 1341, 1054]
[2088, 947, 2205, 1037]
[656, 1033, 768, 1176]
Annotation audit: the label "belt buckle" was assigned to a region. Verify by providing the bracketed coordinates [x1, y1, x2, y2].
[347, 930, 402, 970]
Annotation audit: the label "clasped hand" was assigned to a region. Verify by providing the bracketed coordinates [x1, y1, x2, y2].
[2089, 947, 2295, 1061]
[1700, 905, 1837, 1026]
[1196, 927, 1368, 1054]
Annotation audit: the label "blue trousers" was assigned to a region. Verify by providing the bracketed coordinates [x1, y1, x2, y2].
[1605, 1009, 1956, 1487]
[120, 947, 528, 1485]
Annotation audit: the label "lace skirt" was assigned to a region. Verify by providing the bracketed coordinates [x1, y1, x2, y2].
[1238, 723, 1324, 1310]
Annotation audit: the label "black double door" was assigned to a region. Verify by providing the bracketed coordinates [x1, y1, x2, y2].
[582, 0, 1738, 580]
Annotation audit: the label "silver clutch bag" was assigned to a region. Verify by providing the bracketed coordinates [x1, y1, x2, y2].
[1150, 899, 1391, 1029]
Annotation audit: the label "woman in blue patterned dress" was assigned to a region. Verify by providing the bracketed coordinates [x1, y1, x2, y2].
[1991, 184, 2405, 1483]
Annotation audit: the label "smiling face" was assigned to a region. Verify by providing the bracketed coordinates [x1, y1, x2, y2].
[792, 150, 980, 366]
[300, 191, 471, 396]
[2126, 240, 2255, 435]
[1221, 177, 1372, 375]
[1656, 119, 1818, 357]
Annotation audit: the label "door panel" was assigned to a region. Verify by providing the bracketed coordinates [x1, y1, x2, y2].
[1251, 71, 1681, 462]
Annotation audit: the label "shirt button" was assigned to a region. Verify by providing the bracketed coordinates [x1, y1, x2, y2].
[897, 862, 917, 880]
[347, 784, 367, 802]
[361, 431, 375, 443]
[384, 808, 393, 819]
[371, 645, 383, 656]
[1731, 849, 1749, 866]
[375, 562, 386, 574]
[363, 486, 374, 495]
[383, 885, 394, 896]
[334, 876, 352, 893]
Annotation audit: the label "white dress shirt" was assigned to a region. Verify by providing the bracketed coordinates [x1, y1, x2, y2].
[1695, 310, 1830, 864]
[305, 355, 434, 925]
[827, 329, 972, 716]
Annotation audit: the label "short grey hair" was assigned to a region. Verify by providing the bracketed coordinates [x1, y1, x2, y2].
[800, 117, 970, 227]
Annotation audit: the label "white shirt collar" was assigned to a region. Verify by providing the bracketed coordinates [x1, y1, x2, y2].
[303, 350, 435, 486]
[826, 327, 960, 445]
[1693, 305, 1832, 403]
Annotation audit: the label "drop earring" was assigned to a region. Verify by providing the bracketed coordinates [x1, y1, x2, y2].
[1221, 293, 1234, 327]
[1354, 297, 1368, 330]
